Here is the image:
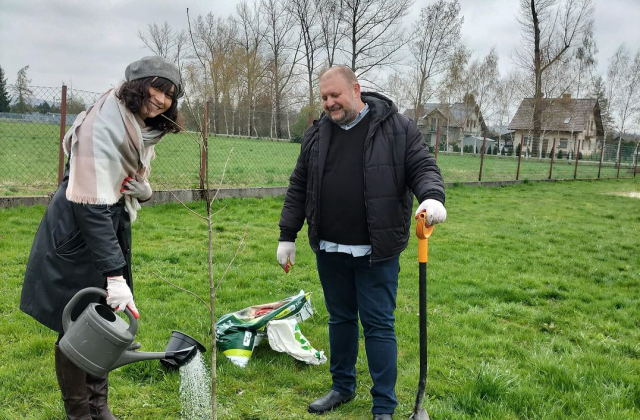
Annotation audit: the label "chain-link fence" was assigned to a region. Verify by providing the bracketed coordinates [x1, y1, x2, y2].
[1, 85, 638, 197]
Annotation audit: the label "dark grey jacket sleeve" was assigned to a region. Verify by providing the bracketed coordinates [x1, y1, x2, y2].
[72, 203, 127, 276]
[404, 118, 446, 205]
[278, 128, 314, 242]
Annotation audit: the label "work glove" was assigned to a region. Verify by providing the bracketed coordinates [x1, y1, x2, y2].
[106, 276, 140, 319]
[121, 175, 152, 201]
[415, 199, 447, 225]
[277, 241, 296, 273]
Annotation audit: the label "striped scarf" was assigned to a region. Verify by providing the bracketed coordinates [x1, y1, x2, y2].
[62, 88, 163, 221]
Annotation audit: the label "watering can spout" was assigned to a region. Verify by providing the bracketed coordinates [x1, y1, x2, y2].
[112, 347, 197, 370]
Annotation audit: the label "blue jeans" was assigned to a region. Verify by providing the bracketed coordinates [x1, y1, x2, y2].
[316, 250, 399, 415]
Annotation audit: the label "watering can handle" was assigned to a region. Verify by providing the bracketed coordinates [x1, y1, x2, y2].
[61, 287, 138, 337]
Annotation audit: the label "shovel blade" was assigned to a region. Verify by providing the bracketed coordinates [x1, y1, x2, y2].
[409, 408, 430, 420]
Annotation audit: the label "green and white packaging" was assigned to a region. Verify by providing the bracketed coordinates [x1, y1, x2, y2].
[215, 290, 313, 367]
[267, 318, 327, 365]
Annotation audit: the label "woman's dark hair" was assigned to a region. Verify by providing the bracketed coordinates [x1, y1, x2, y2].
[116, 77, 183, 135]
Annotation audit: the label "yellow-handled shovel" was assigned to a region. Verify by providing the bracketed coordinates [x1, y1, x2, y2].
[410, 211, 433, 420]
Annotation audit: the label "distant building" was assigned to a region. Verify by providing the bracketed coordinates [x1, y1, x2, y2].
[404, 99, 487, 150]
[489, 126, 515, 153]
[508, 94, 604, 158]
[462, 136, 496, 154]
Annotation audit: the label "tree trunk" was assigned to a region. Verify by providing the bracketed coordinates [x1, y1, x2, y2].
[531, 0, 543, 158]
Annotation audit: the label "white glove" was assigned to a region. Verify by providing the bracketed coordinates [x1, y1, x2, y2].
[121, 175, 152, 201]
[415, 199, 447, 225]
[277, 241, 296, 273]
[106, 276, 140, 318]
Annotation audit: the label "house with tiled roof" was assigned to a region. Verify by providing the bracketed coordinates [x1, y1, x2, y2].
[507, 94, 604, 158]
[404, 100, 487, 149]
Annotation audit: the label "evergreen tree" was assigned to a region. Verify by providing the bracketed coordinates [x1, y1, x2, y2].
[12, 65, 32, 113]
[36, 101, 52, 114]
[0, 66, 11, 112]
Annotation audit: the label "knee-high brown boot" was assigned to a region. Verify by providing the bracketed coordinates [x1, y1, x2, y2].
[86, 373, 119, 420]
[54, 345, 93, 420]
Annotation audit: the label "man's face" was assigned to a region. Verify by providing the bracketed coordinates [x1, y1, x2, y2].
[319, 74, 359, 125]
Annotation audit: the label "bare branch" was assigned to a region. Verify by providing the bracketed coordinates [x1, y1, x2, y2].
[214, 223, 248, 294]
[210, 147, 234, 205]
[151, 270, 210, 312]
[153, 178, 209, 222]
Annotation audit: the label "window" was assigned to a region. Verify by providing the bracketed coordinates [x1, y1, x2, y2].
[559, 139, 568, 148]
[591, 121, 595, 131]
[564, 117, 571, 124]
[430, 117, 438, 131]
[524, 137, 530, 146]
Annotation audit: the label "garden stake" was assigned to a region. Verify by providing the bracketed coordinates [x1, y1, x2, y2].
[410, 211, 434, 420]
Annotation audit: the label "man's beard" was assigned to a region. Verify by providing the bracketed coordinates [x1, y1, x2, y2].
[326, 101, 358, 125]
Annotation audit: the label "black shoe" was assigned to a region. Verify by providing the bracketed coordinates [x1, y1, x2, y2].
[308, 390, 355, 414]
[373, 415, 393, 420]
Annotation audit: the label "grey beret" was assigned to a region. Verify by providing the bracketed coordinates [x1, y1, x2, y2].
[125, 56, 183, 98]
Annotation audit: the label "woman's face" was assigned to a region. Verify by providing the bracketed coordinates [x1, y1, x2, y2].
[139, 84, 175, 120]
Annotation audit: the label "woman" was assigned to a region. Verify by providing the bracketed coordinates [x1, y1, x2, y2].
[20, 56, 183, 420]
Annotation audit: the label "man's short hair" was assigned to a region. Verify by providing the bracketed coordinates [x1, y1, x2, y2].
[320, 65, 358, 86]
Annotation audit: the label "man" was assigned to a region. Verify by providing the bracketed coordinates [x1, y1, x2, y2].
[277, 66, 446, 420]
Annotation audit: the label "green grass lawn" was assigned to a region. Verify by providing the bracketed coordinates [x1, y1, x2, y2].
[2, 121, 637, 196]
[1, 178, 640, 419]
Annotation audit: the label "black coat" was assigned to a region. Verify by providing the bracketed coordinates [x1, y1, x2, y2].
[20, 169, 132, 334]
[279, 92, 445, 262]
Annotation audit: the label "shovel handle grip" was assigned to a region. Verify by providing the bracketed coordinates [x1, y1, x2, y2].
[416, 212, 434, 263]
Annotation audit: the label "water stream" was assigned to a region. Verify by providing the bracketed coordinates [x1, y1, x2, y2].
[179, 352, 211, 420]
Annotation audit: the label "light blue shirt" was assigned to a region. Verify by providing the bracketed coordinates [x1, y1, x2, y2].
[339, 104, 370, 130]
[321, 103, 372, 256]
[319, 240, 371, 257]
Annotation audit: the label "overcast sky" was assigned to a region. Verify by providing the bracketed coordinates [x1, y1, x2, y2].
[1, 0, 639, 94]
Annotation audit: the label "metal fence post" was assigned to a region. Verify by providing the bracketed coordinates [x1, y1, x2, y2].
[597, 141, 605, 179]
[549, 139, 556, 179]
[634, 144, 639, 178]
[478, 131, 487, 181]
[574, 140, 580, 179]
[57, 85, 68, 185]
[434, 126, 440, 163]
[617, 142, 623, 178]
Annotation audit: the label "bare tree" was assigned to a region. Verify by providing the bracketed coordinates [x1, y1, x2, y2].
[288, 0, 321, 123]
[383, 71, 411, 116]
[192, 13, 239, 134]
[438, 43, 471, 153]
[493, 70, 524, 129]
[407, 0, 463, 122]
[338, 0, 413, 82]
[261, 0, 303, 138]
[467, 48, 500, 124]
[608, 45, 640, 164]
[514, 0, 594, 155]
[493, 70, 526, 153]
[572, 28, 597, 98]
[234, 0, 267, 136]
[315, 0, 342, 68]
[138, 21, 189, 63]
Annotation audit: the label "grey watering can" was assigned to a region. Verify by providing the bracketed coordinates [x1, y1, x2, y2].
[59, 287, 198, 377]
